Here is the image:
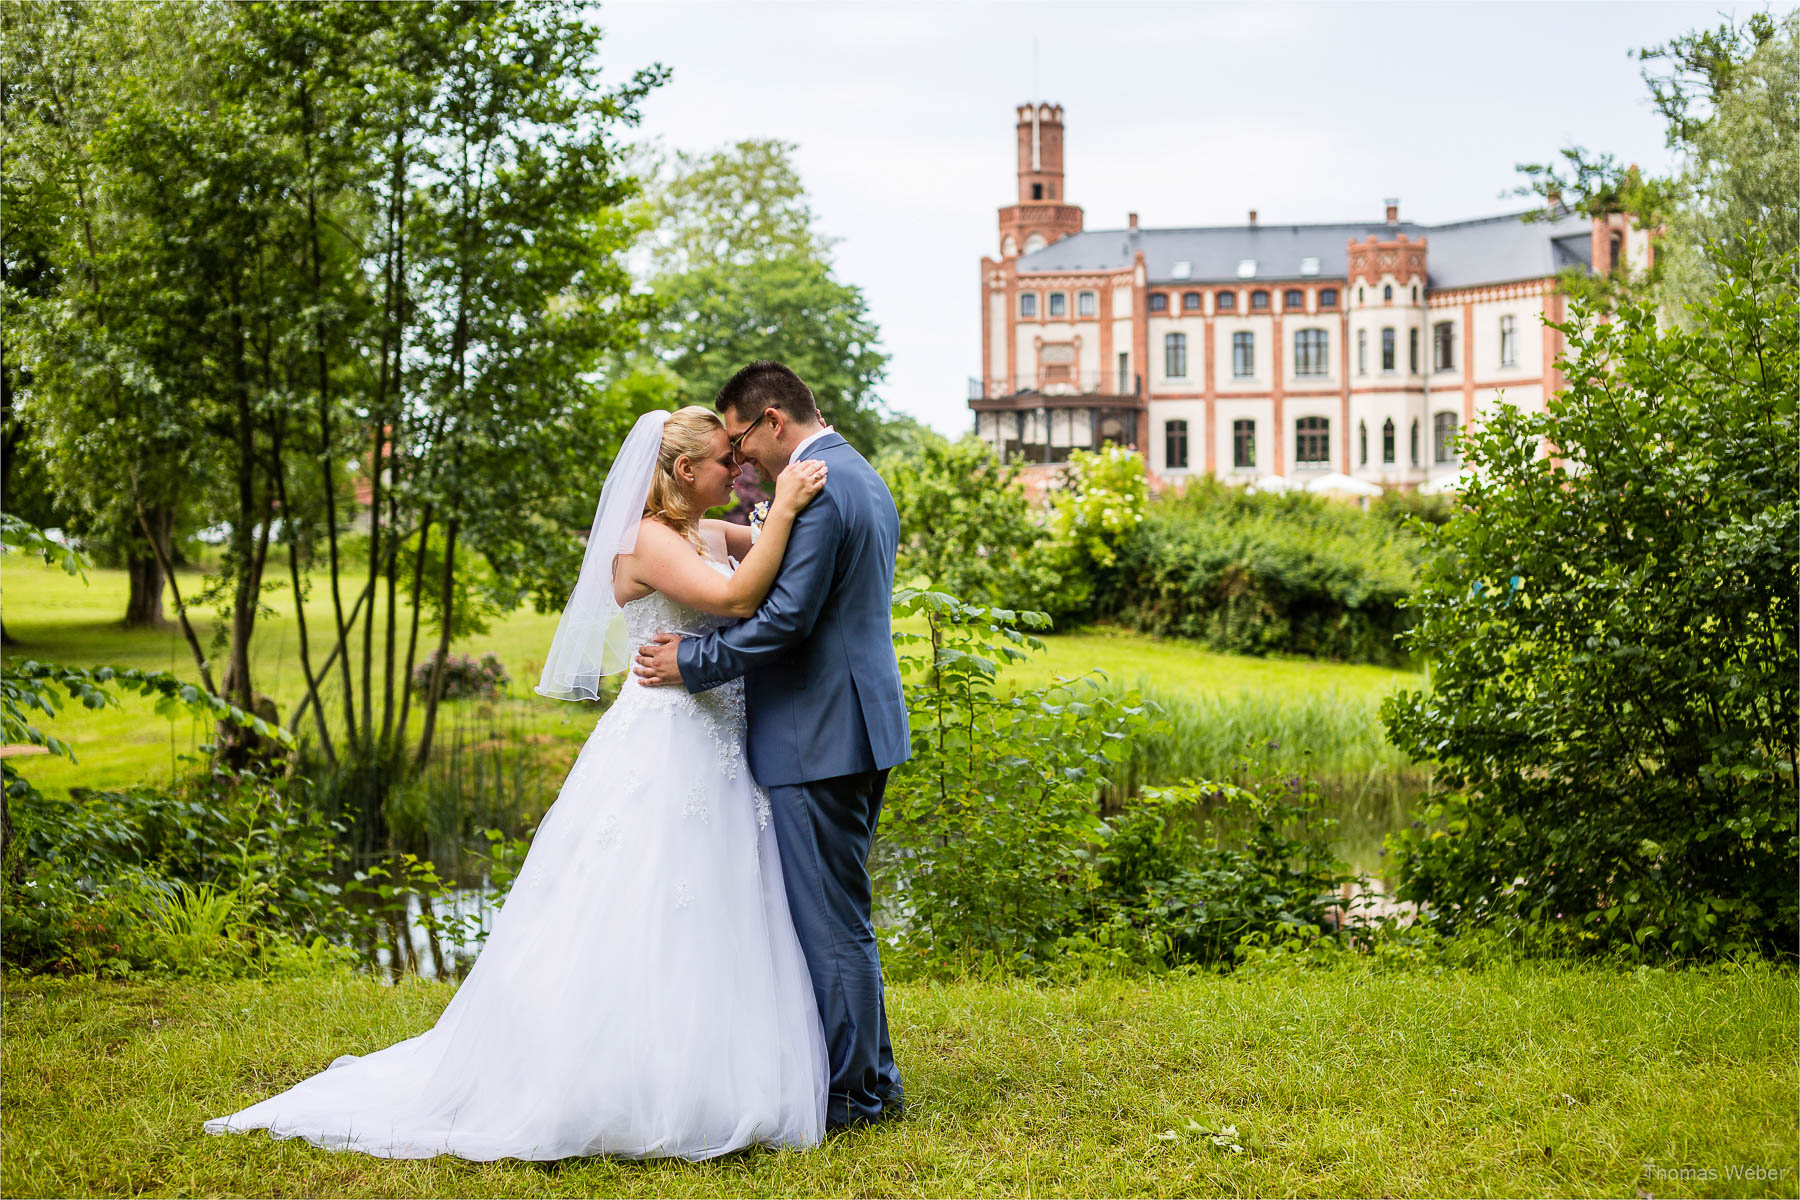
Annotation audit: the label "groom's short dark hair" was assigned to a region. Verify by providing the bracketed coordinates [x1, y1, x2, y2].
[715, 360, 821, 425]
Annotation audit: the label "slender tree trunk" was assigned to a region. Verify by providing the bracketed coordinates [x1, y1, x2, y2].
[380, 143, 407, 754]
[132, 486, 218, 697]
[273, 417, 337, 766]
[285, 533, 409, 735]
[416, 890, 448, 979]
[412, 518, 458, 769]
[394, 505, 433, 745]
[220, 288, 259, 716]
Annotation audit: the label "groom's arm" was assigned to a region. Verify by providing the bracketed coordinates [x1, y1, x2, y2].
[675, 495, 841, 693]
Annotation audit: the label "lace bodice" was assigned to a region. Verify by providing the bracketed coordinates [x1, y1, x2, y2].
[607, 560, 757, 817]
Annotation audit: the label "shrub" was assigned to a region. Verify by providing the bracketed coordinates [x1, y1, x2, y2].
[878, 588, 1150, 972]
[410, 651, 510, 701]
[1095, 480, 1420, 664]
[1381, 239, 1798, 960]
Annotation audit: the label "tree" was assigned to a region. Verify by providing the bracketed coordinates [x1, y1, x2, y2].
[1381, 240, 1797, 959]
[636, 139, 893, 456]
[1515, 11, 1799, 310]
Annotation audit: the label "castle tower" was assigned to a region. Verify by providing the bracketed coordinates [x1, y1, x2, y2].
[997, 102, 1083, 259]
[1345, 200, 1429, 479]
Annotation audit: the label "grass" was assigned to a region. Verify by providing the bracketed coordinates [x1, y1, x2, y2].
[4, 960, 1795, 1197]
[3, 559, 1421, 798]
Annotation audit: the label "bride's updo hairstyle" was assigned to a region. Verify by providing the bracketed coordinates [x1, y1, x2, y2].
[643, 404, 725, 549]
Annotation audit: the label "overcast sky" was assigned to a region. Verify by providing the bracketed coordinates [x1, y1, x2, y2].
[598, 0, 1758, 435]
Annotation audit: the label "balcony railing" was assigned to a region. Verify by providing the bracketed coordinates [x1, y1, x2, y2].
[968, 372, 1142, 401]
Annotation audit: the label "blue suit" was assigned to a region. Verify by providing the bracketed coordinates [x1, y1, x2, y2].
[676, 431, 909, 1126]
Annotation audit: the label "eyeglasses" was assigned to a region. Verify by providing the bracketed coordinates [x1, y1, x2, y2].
[729, 409, 771, 454]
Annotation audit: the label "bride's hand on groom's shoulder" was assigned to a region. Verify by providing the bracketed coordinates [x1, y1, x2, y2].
[633, 633, 683, 688]
[773, 459, 827, 517]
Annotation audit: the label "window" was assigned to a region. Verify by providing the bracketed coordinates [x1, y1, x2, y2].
[1250, 289, 1269, 309]
[1500, 315, 1517, 366]
[1608, 231, 1623, 274]
[1118, 352, 1130, 395]
[1171, 261, 1192, 279]
[1357, 328, 1367, 375]
[1182, 291, 1202, 311]
[1164, 332, 1188, 378]
[1409, 327, 1419, 373]
[1320, 287, 1339, 308]
[1078, 290, 1097, 317]
[1233, 419, 1256, 468]
[1411, 284, 1419, 302]
[1301, 257, 1320, 276]
[1383, 283, 1393, 302]
[1024, 233, 1047, 254]
[1433, 321, 1454, 371]
[1381, 327, 1396, 372]
[1410, 419, 1420, 465]
[1019, 293, 1037, 318]
[1164, 420, 1190, 470]
[1284, 289, 1305, 309]
[1149, 292, 1168, 312]
[1358, 419, 1368, 467]
[1295, 416, 1330, 466]
[1434, 412, 1459, 463]
[1048, 292, 1066, 318]
[1216, 290, 1236, 311]
[1232, 331, 1254, 377]
[1382, 418, 1395, 464]
[1357, 286, 1365, 304]
[1237, 259, 1256, 278]
[1032, 183, 1044, 200]
[1294, 328, 1328, 376]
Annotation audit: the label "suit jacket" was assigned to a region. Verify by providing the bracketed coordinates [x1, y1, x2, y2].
[676, 432, 911, 787]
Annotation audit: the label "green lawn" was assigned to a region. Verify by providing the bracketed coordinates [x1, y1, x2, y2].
[3, 559, 1421, 796]
[4, 960, 1793, 1198]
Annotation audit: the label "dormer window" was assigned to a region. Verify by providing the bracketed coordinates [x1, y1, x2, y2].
[1300, 256, 1320, 275]
[1237, 259, 1257, 278]
[1171, 261, 1192, 279]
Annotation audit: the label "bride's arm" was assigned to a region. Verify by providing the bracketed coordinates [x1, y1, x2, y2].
[618, 460, 827, 619]
[700, 518, 754, 562]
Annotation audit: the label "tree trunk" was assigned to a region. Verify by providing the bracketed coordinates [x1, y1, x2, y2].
[412, 518, 458, 769]
[122, 528, 171, 630]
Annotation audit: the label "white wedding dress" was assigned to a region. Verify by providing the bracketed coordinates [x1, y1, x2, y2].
[204, 567, 829, 1161]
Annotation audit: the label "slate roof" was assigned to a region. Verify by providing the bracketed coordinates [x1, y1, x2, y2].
[1015, 209, 1595, 290]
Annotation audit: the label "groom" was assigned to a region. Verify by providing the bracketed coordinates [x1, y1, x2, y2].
[633, 360, 910, 1129]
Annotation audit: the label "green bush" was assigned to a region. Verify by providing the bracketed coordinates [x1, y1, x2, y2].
[1382, 240, 1798, 960]
[1077, 765, 1359, 971]
[878, 588, 1150, 972]
[1095, 479, 1420, 664]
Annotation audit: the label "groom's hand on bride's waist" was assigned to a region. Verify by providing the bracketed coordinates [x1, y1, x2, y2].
[633, 633, 684, 688]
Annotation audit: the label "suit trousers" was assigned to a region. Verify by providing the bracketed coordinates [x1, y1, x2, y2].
[767, 768, 902, 1127]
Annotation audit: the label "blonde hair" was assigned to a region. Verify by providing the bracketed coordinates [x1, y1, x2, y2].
[643, 405, 726, 552]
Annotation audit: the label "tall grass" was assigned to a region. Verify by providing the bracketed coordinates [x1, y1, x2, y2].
[1105, 683, 1430, 873]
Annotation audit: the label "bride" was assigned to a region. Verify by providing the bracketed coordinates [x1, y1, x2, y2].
[204, 406, 832, 1161]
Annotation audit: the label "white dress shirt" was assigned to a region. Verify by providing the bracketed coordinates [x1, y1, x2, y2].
[788, 425, 834, 464]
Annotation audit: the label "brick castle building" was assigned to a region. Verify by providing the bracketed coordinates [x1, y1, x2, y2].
[969, 102, 1652, 488]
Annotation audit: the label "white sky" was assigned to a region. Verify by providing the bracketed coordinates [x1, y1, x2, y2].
[598, 0, 1756, 435]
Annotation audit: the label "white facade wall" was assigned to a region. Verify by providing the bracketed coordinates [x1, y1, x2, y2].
[1285, 320, 1340, 389]
[1469, 294, 1543, 382]
[1212, 313, 1274, 393]
[1283, 395, 1342, 475]
[1149, 399, 1207, 476]
[1213, 398, 1271, 476]
[1147, 314, 1204, 391]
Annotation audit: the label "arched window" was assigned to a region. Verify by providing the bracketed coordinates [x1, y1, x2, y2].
[1381, 327, 1396, 372]
[1019, 293, 1037, 318]
[1284, 289, 1305, 309]
[1001, 234, 1018, 257]
[1357, 329, 1368, 375]
[1411, 284, 1419, 302]
[1320, 288, 1339, 307]
[1296, 416, 1330, 466]
[1294, 329, 1328, 376]
[1048, 292, 1067, 318]
[1232, 332, 1254, 377]
[1383, 284, 1393, 301]
[1024, 232, 1047, 254]
[1358, 420, 1368, 466]
[1410, 419, 1420, 465]
[1182, 291, 1202, 311]
[1149, 292, 1169, 313]
[1433, 412, 1459, 463]
[1164, 419, 1190, 470]
[1382, 418, 1396, 464]
[1250, 289, 1270, 309]
[1216, 290, 1237, 311]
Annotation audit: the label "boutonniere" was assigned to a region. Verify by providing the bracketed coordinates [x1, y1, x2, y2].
[749, 499, 771, 541]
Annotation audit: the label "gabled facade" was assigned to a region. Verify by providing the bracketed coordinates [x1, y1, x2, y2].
[970, 103, 1653, 488]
